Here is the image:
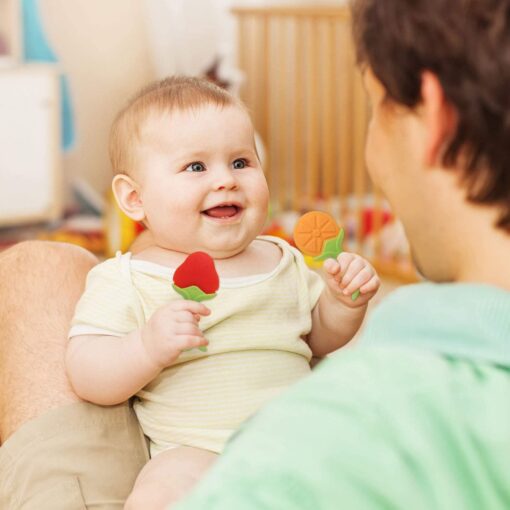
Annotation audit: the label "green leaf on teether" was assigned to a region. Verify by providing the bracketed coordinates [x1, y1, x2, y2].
[172, 284, 217, 302]
[314, 229, 345, 262]
[183, 345, 208, 353]
[351, 289, 361, 301]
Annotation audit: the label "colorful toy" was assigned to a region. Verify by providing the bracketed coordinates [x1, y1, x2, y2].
[293, 211, 360, 301]
[172, 252, 220, 352]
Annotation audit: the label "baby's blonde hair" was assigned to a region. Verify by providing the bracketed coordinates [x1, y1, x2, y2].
[109, 76, 244, 176]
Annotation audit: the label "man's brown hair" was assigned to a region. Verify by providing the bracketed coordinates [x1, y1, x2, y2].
[109, 76, 242, 176]
[352, 0, 510, 230]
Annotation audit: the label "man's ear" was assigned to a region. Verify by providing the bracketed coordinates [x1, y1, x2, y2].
[421, 71, 458, 167]
[112, 174, 145, 222]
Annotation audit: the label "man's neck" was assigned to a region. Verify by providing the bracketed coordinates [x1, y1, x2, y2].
[450, 203, 510, 291]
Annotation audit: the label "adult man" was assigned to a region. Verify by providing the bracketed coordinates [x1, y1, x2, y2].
[172, 0, 510, 507]
[1, 0, 509, 508]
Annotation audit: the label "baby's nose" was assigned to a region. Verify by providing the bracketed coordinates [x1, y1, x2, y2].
[214, 167, 238, 190]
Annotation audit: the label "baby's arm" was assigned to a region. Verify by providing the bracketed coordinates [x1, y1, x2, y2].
[308, 253, 380, 357]
[66, 300, 210, 405]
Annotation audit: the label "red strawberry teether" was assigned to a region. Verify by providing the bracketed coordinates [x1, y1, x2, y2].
[172, 252, 219, 353]
[172, 252, 219, 302]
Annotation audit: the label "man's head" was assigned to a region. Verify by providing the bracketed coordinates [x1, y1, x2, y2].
[110, 77, 269, 258]
[352, 0, 510, 281]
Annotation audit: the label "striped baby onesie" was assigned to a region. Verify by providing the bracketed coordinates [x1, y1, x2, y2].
[69, 236, 324, 456]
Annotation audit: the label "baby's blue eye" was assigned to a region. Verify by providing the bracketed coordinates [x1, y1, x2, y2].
[186, 162, 205, 172]
[232, 159, 246, 169]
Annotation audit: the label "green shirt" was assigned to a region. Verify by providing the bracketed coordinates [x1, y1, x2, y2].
[175, 283, 510, 509]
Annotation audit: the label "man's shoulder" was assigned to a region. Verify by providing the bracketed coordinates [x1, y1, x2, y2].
[251, 347, 510, 499]
[269, 344, 510, 439]
[176, 346, 510, 509]
[289, 345, 452, 406]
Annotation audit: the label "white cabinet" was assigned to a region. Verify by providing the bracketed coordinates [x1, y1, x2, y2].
[0, 64, 62, 226]
[0, 0, 21, 62]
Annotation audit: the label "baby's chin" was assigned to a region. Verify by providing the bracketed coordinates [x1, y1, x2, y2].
[195, 240, 253, 260]
[158, 238, 254, 260]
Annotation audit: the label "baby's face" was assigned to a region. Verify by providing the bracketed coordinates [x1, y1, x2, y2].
[134, 104, 269, 258]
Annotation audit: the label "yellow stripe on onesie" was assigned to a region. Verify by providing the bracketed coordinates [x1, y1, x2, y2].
[69, 236, 324, 456]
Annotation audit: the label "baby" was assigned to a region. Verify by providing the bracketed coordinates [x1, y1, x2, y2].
[66, 76, 380, 509]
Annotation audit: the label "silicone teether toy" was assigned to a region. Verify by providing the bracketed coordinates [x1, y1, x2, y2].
[293, 211, 360, 301]
[173, 252, 219, 351]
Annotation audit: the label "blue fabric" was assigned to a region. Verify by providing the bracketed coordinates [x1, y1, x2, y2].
[22, 0, 75, 151]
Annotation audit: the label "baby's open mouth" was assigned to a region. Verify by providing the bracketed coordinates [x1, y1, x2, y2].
[202, 204, 242, 219]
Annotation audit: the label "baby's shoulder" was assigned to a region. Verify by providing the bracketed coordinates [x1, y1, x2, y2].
[230, 236, 280, 275]
[87, 252, 146, 286]
[88, 253, 124, 276]
[252, 235, 298, 269]
[255, 234, 292, 249]
[255, 235, 304, 260]
[253, 235, 286, 255]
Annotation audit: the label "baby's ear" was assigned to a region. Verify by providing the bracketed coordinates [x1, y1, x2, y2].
[112, 174, 145, 222]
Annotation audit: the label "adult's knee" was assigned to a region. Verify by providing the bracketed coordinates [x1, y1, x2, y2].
[0, 240, 98, 317]
[0, 240, 98, 276]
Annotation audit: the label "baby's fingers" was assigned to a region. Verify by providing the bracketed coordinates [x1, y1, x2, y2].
[323, 258, 341, 279]
[175, 323, 203, 337]
[339, 256, 365, 289]
[343, 266, 375, 295]
[171, 300, 211, 317]
[336, 252, 356, 280]
[360, 274, 381, 295]
[173, 310, 205, 325]
[323, 253, 355, 285]
[178, 335, 209, 352]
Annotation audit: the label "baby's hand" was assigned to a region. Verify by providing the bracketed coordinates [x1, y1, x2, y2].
[323, 252, 380, 307]
[140, 300, 211, 369]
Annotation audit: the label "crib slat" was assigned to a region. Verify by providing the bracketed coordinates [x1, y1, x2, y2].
[321, 20, 335, 208]
[261, 14, 272, 197]
[292, 18, 305, 211]
[352, 65, 367, 252]
[277, 18, 290, 210]
[238, 14, 249, 105]
[305, 19, 319, 209]
[337, 22, 351, 211]
[250, 17, 262, 137]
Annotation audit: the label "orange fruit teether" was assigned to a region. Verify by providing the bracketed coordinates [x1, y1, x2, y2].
[293, 211, 340, 257]
[293, 211, 360, 301]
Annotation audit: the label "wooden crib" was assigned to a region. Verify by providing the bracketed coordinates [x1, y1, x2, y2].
[231, 6, 417, 282]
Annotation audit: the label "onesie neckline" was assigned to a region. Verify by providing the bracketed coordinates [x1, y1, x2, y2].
[118, 236, 292, 289]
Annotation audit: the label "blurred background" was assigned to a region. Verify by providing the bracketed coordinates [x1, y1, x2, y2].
[0, 0, 416, 287]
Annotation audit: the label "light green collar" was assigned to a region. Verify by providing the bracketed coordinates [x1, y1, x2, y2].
[360, 283, 510, 366]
